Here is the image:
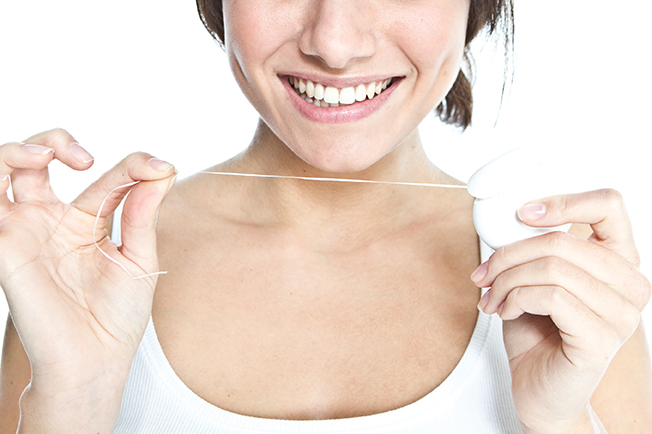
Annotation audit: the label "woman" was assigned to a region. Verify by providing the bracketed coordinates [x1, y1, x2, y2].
[1, 1, 651, 433]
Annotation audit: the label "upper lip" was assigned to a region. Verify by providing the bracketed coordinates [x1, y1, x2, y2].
[279, 72, 403, 89]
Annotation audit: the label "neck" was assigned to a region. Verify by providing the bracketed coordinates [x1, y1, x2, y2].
[199, 119, 467, 250]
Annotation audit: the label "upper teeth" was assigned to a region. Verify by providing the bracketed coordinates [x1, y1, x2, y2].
[289, 76, 393, 107]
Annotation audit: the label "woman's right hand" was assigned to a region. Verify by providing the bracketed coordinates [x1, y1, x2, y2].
[0, 129, 176, 431]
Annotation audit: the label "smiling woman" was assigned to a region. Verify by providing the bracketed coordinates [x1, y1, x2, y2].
[196, 0, 514, 129]
[0, 1, 651, 434]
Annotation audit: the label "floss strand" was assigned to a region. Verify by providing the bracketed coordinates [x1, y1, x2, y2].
[96, 172, 467, 280]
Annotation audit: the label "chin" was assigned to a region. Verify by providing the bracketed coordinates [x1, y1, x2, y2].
[293, 143, 389, 175]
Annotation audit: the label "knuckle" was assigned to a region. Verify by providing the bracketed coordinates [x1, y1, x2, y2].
[555, 194, 575, 217]
[491, 245, 508, 268]
[539, 256, 567, 279]
[547, 285, 569, 305]
[124, 151, 155, 166]
[48, 127, 71, 137]
[544, 230, 571, 253]
[634, 274, 652, 310]
[597, 188, 625, 209]
[0, 141, 14, 152]
[504, 286, 522, 310]
[44, 128, 74, 145]
[491, 271, 508, 294]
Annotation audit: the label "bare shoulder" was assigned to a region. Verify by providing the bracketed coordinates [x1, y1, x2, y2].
[0, 314, 31, 434]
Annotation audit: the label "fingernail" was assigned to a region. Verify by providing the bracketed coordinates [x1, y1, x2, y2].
[69, 142, 94, 164]
[518, 203, 547, 221]
[0, 174, 9, 182]
[471, 262, 488, 284]
[149, 158, 174, 172]
[24, 144, 54, 155]
[477, 291, 490, 312]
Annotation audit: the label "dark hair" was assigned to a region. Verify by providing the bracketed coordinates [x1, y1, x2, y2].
[195, 0, 514, 129]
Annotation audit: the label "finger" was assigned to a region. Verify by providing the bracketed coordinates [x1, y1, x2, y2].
[70, 152, 175, 219]
[472, 231, 650, 310]
[12, 129, 94, 203]
[481, 257, 642, 337]
[0, 142, 55, 208]
[118, 172, 177, 271]
[0, 130, 94, 204]
[517, 189, 638, 264]
[12, 128, 93, 202]
[498, 285, 633, 363]
[23, 128, 94, 170]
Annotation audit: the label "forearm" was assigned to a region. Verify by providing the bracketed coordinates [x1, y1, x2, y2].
[16, 381, 126, 434]
[519, 405, 608, 434]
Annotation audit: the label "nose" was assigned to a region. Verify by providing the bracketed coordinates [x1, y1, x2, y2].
[299, 0, 377, 70]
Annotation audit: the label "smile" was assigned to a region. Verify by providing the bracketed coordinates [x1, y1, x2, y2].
[288, 76, 394, 108]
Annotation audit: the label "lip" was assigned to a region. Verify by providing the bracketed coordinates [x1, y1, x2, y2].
[280, 74, 403, 125]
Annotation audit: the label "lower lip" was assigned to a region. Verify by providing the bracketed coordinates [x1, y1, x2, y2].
[281, 76, 402, 125]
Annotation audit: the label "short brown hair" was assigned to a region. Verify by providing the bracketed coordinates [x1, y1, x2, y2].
[195, 0, 514, 129]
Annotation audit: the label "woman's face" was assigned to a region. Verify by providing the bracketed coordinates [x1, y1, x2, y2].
[223, 0, 471, 173]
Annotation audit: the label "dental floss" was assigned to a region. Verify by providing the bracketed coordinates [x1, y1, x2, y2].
[96, 173, 465, 280]
[197, 171, 468, 189]
[98, 152, 580, 280]
[92, 180, 168, 280]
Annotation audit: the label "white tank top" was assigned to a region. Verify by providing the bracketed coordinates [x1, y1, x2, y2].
[112, 218, 520, 433]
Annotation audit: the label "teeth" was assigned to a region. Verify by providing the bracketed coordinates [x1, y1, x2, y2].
[290, 76, 394, 106]
[339, 87, 356, 105]
[355, 84, 367, 102]
[323, 86, 339, 104]
[366, 82, 376, 99]
[306, 80, 315, 98]
[314, 83, 325, 100]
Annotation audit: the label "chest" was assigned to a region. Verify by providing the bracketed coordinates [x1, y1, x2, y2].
[151, 202, 481, 420]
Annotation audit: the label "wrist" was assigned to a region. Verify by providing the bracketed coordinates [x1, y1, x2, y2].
[17, 379, 126, 434]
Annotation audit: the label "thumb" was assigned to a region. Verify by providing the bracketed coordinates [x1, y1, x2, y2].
[118, 172, 177, 274]
[517, 189, 639, 265]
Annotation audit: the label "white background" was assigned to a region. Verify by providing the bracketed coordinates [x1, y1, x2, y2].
[0, 2, 651, 356]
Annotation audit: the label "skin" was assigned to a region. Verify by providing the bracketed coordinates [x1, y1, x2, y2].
[1, 1, 652, 433]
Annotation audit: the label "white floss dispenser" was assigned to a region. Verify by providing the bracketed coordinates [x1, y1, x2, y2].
[468, 148, 572, 250]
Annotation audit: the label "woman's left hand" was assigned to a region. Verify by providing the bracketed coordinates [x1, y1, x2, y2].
[471, 189, 651, 434]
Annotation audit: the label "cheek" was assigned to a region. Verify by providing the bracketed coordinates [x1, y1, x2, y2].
[222, 1, 302, 115]
[223, 1, 301, 74]
[390, 2, 469, 82]
[223, 1, 268, 76]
